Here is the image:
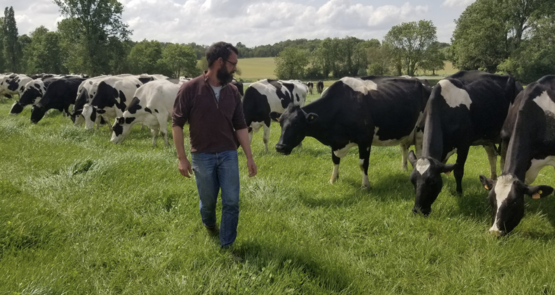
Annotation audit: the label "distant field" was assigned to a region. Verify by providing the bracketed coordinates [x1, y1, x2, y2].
[236, 57, 277, 81]
[232, 58, 457, 82]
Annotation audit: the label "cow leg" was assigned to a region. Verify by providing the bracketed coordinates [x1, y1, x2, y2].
[483, 143, 498, 180]
[453, 146, 470, 195]
[330, 152, 340, 184]
[500, 139, 509, 171]
[156, 114, 170, 147]
[400, 144, 409, 171]
[358, 144, 371, 189]
[263, 119, 271, 152]
[151, 126, 159, 147]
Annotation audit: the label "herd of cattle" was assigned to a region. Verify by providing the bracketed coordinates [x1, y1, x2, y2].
[1, 70, 555, 236]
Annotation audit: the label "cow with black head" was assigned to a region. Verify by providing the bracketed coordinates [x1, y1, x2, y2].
[10, 76, 61, 115]
[479, 75, 555, 235]
[408, 70, 522, 216]
[30, 77, 85, 123]
[272, 76, 430, 188]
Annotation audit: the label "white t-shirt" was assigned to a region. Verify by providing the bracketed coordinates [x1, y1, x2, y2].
[210, 85, 222, 103]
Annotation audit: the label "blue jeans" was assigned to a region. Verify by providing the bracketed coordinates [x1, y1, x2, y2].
[191, 150, 240, 247]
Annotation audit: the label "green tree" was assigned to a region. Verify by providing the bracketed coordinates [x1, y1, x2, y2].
[54, 0, 131, 75]
[127, 39, 163, 74]
[366, 42, 394, 76]
[383, 20, 437, 76]
[57, 18, 87, 74]
[499, 16, 555, 83]
[450, 0, 508, 72]
[274, 47, 309, 79]
[160, 43, 199, 78]
[419, 41, 445, 75]
[450, 0, 553, 73]
[23, 27, 65, 74]
[3, 7, 19, 72]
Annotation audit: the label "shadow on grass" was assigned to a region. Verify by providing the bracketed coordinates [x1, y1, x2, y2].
[235, 240, 358, 293]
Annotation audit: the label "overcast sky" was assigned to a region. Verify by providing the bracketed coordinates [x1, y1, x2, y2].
[4, 0, 475, 47]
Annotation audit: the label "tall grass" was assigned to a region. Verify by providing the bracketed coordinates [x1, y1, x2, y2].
[1, 93, 555, 294]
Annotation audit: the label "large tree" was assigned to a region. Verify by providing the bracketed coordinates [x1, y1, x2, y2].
[450, 0, 554, 73]
[24, 26, 65, 74]
[383, 20, 437, 76]
[419, 41, 446, 75]
[127, 39, 163, 74]
[274, 47, 309, 79]
[160, 43, 199, 78]
[54, 0, 131, 75]
[3, 7, 19, 72]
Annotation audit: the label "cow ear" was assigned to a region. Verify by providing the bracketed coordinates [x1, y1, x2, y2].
[523, 184, 554, 200]
[479, 175, 494, 191]
[408, 150, 417, 168]
[270, 112, 282, 122]
[440, 163, 457, 175]
[306, 113, 318, 124]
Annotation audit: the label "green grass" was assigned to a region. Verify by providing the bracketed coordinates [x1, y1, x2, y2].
[2, 95, 555, 294]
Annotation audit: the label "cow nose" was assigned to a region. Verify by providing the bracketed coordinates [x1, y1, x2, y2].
[412, 206, 430, 216]
[489, 229, 503, 237]
[275, 144, 286, 153]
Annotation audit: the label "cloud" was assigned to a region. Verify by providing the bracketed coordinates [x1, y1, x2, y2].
[11, 0, 435, 46]
[442, 0, 475, 8]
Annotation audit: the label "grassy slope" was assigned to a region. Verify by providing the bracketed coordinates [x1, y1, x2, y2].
[2, 92, 555, 294]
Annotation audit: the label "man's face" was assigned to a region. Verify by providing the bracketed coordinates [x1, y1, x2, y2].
[217, 52, 237, 85]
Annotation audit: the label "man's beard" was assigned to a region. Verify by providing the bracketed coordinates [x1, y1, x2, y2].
[217, 65, 234, 85]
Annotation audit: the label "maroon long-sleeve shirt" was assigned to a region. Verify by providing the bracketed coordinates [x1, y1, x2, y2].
[172, 72, 247, 153]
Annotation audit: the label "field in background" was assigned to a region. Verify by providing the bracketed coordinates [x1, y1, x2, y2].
[2, 95, 555, 293]
[232, 58, 458, 82]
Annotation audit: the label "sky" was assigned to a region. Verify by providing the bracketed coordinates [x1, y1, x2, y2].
[4, 0, 476, 47]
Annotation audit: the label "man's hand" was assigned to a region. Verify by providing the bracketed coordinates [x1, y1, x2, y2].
[247, 158, 257, 177]
[178, 158, 193, 178]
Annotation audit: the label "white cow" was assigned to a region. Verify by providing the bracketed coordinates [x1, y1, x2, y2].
[0, 74, 32, 102]
[110, 79, 182, 146]
[72, 75, 110, 127]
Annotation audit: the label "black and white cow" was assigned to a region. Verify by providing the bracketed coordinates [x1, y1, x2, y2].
[9, 76, 60, 115]
[316, 81, 324, 94]
[71, 75, 109, 126]
[407, 70, 521, 216]
[111, 79, 182, 146]
[0, 74, 32, 101]
[30, 77, 85, 123]
[479, 75, 555, 235]
[271, 76, 430, 188]
[83, 75, 143, 129]
[243, 79, 307, 152]
[306, 82, 314, 95]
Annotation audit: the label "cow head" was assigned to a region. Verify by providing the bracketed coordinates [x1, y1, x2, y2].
[9, 101, 24, 115]
[479, 174, 554, 236]
[408, 151, 457, 216]
[82, 104, 97, 130]
[271, 104, 318, 155]
[111, 116, 136, 144]
[30, 104, 47, 124]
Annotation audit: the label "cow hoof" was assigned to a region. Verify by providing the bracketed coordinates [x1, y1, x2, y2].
[361, 185, 371, 190]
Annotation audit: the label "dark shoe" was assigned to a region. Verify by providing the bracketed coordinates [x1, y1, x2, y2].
[204, 224, 219, 235]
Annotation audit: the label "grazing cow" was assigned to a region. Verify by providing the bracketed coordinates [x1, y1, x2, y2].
[306, 82, 314, 95]
[10, 77, 60, 115]
[71, 75, 109, 126]
[0, 74, 32, 101]
[83, 75, 143, 129]
[243, 79, 307, 152]
[407, 70, 521, 216]
[271, 76, 430, 188]
[316, 81, 324, 94]
[111, 80, 182, 146]
[479, 75, 555, 235]
[30, 77, 85, 123]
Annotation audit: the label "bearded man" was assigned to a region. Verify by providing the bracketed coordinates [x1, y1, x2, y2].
[172, 42, 257, 248]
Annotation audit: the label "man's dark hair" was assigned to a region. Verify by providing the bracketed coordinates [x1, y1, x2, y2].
[206, 42, 239, 68]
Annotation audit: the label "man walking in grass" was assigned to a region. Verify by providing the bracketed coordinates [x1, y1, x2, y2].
[172, 42, 257, 248]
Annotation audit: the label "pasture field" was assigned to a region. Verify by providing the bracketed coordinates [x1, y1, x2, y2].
[2, 93, 555, 294]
